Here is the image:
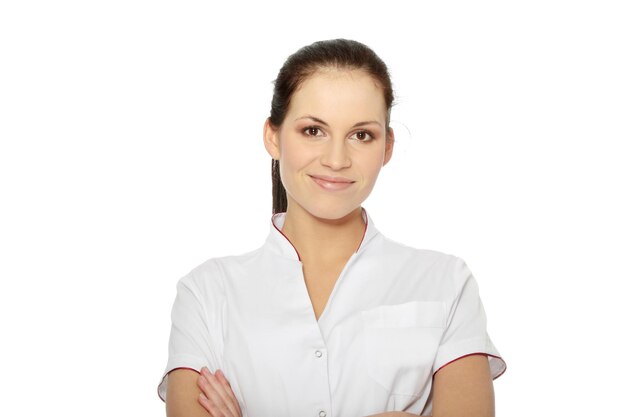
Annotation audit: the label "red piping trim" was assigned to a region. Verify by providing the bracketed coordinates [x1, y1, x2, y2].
[157, 367, 201, 402]
[356, 207, 368, 252]
[433, 352, 507, 381]
[271, 207, 369, 261]
[272, 214, 302, 261]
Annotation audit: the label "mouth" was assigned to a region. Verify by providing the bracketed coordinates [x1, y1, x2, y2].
[308, 175, 355, 191]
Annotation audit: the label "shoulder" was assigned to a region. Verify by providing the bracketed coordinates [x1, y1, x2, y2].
[376, 233, 464, 270]
[371, 234, 473, 291]
[178, 246, 265, 293]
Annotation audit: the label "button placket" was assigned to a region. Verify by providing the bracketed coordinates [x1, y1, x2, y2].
[312, 347, 329, 416]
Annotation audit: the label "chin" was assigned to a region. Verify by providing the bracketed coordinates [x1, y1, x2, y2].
[301, 201, 362, 221]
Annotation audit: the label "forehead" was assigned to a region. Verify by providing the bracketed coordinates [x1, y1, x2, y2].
[287, 69, 387, 124]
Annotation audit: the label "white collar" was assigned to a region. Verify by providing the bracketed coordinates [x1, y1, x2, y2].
[265, 207, 379, 261]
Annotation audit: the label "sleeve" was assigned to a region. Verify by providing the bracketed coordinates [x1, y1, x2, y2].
[157, 270, 224, 402]
[433, 256, 507, 379]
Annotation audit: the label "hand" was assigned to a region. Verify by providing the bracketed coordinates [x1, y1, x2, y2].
[197, 366, 243, 417]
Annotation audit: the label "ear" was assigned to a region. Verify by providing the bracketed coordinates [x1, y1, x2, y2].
[263, 118, 281, 160]
[382, 127, 395, 166]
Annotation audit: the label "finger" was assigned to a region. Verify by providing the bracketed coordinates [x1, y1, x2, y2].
[198, 392, 220, 416]
[216, 370, 242, 416]
[209, 369, 240, 417]
[201, 367, 237, 416]
[214, 371, 237, 404]
[198, 367, 240, 417]
[197, 371, 229, 414]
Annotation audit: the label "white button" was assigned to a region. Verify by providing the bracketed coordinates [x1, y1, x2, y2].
[315, 350, 323, 358]
[318, 411, 327, 417]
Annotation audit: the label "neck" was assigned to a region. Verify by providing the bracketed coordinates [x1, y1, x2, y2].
[280, 203, 365, 263]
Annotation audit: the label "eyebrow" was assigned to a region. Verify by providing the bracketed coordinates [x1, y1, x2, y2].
[295, 115, 382, 129]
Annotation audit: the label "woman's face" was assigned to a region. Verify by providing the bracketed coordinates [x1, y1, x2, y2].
[265, 68, 394, 220]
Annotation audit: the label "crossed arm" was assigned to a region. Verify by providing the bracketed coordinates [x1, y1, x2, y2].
[165, 354, 494, 417]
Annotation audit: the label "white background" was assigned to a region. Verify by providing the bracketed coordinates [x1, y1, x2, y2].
[1, 1, 624, 416]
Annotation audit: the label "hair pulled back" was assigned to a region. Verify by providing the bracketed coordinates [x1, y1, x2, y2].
[269, 39, 394, 214]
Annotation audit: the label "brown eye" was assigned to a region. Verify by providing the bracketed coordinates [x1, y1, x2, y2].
[303, 126, 324, 137]
[350, 130, 374, 142]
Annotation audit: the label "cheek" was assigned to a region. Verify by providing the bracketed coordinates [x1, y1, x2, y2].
[359, 151, 385, 179]
[280, 139, 313, 171]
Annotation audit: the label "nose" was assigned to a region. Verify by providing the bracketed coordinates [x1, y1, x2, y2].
[320, 137, 352, 170]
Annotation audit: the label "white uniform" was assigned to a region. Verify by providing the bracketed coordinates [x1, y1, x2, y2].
[158, 207, 506, 416]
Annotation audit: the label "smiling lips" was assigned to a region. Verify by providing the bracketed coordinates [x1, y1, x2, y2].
[309, 174, 355, 191]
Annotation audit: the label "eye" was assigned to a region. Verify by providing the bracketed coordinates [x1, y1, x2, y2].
[302, 126, 325, 137]
[350, 130, 375, 142]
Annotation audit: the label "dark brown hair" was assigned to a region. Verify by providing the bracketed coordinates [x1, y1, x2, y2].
[269, 39, 395, 214]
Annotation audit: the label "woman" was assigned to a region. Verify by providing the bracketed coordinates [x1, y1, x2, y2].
[158, 39, 506, 417]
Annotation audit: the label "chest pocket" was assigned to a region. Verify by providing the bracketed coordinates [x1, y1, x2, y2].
[361, 301, 446, 398]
